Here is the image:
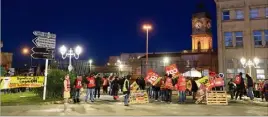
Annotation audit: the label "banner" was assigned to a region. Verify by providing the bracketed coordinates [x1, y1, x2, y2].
[129, 90, 149, 104]
[0, 76, 44, 89]
[130, 82, 139, 91]
[165, 64, 179, 78]
[145, 70, 161, 86]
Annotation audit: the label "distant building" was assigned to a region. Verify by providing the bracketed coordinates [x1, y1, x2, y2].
[140, 6, 218, 76]
[0, 41, 13, 69]
[215, 0, 268, 80]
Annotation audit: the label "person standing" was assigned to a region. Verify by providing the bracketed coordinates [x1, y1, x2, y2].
[102, 76, 109, 94]
[160, 77, 166, 102]
[228, 79, 236, 100]
[191, 79, 198, 100]
[123, 75, 131, 106]
[246, 74, 254, 100]
[85, 74, 96, 103]
[63, 74, 71, 112]
[235, 72, 245, 100]
[111, 76, 120, 100]
[177, 75, 186, 103]
[73, 75, 83, 104]
[165, 74, 173, 103]
[94, 74, 101, 99]
[154, 79, 161, 101]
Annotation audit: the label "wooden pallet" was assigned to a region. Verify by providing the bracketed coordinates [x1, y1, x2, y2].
[206, 91, 228, 105]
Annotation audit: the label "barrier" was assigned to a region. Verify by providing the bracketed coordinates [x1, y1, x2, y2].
[206, 91, 228, 105]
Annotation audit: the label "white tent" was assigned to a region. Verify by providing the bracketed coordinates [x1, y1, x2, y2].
[183, 68, 202, 78]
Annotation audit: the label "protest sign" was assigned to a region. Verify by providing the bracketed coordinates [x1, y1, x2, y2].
[129, 90, 149, 104]
[130, 82, 139, 91]
[0, 76, 44, 89]
[145, 70, 161, 86]
[165, 64, 179, 78]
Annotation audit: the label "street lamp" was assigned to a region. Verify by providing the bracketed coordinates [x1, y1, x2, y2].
[60, 45, 82, 72]
[89, 59, 93, 73]
[143, 24, 152, 73]
[163, 57, 169, 67]
[22, 47, 33, 68]
[240, 57, 259, 76]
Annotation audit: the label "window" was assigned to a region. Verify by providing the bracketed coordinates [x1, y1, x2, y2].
[222, 11, 230, 20]
[256, 69, 265, 80]
[266, 8, 268, 17]
[253, 31, 262, 47]
[226, 69, 235, 78]
[265, 30, 268, 47]
[224, 32, 233, 47]
[236, 10, 244, 19]
[235, 32, 243, 47]
[250, 8, 259, 19]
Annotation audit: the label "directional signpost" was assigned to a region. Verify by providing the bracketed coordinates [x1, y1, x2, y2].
[32, 31, 56, 100]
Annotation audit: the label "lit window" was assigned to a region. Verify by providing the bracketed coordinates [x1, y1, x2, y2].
[235, 32, 243, 47]
[250, 8, 259, 19]
[222, 11, 230, 20]
[266, 8, 268, 17]
[224, 32, 233, 47]
[253, 31, 262, 47]
[265, 30, 268, 47]
[256, 69, 265, 80]
[236, 10, 244, 19]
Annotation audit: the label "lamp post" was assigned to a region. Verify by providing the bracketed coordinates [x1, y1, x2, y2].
[22, 47, 32, 68]
[240, 57, 259, 77]
[89, 59, 93, 73]
[60, 45, 82, 72]
[143, 24, 152, 74]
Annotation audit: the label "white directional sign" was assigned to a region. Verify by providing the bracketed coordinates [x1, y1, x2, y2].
[32, 37, 56, 49]
[33, 31, 56, 39]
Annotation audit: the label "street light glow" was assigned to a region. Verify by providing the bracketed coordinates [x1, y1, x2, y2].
[240, 57, 246, 65]
[89, 59, 93, 64]
[75, 46, 82, 55]
[117, 60, 121, 63]
[60, 45, 67, 55]
[22, 47, 29, 55]
[163, 57, 169, 63]
[253, 57, 259, 65]
[143, 24, 152, 30]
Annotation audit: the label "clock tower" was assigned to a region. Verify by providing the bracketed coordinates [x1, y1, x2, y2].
[191, 5, 212, 51]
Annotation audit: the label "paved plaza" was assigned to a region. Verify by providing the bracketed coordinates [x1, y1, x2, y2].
[1, 95, 268, 116]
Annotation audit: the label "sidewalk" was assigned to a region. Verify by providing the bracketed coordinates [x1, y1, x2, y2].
[228, 96, 268, 107]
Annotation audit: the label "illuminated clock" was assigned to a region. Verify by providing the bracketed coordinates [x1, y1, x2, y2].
[195, 21, 202, 29]
[207, 22, 211, 29]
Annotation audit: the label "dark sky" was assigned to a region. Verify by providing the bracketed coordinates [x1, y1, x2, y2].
[2, 0, 217, 67]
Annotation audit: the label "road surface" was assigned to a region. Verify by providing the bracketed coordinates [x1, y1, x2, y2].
[1, 95, 267, 116]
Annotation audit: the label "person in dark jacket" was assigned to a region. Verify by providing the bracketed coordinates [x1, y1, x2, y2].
[191, 79, 198, 100]
[235, 72, 245, 100]
[94, 74, 102, 99]
[228, 79, 236, 100]
[246, 74, 254, 100]
[111, 76, 120, 100]
[139, 77, 146, 90]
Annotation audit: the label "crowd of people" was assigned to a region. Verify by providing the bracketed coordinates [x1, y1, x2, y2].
[62, 72, 268, 112]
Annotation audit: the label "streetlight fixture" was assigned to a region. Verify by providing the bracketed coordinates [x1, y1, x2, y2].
[60, 45, 82, 72]
[22, 47, 33, 68]
[240, 57, 259, 76]
[142, 24, 152, 74]
[89, 59, 93, 73]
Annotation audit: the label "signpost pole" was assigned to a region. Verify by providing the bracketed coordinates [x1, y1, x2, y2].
[43, 59, 48, 100]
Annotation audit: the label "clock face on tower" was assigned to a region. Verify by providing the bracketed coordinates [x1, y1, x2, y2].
[195, 21, 202, 29]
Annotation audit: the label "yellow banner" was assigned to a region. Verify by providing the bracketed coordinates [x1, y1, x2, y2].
[0, 76, 44, 89]
[129, 90, 149, 104]
[130, 82, 139, 91]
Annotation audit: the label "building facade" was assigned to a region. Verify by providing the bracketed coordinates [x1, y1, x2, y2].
[215, 0, 268, 81]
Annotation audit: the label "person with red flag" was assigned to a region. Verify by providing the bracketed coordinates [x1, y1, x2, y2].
[176, 75, 186, 104]
[73, 75, 83, 104]
[85, 74, 96, 103]
[165, 74, 173, 103]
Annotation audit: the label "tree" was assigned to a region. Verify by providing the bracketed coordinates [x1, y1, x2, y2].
[33, 69, 77, 99]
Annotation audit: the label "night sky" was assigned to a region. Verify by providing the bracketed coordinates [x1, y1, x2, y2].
[2, 0, 217, 67]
